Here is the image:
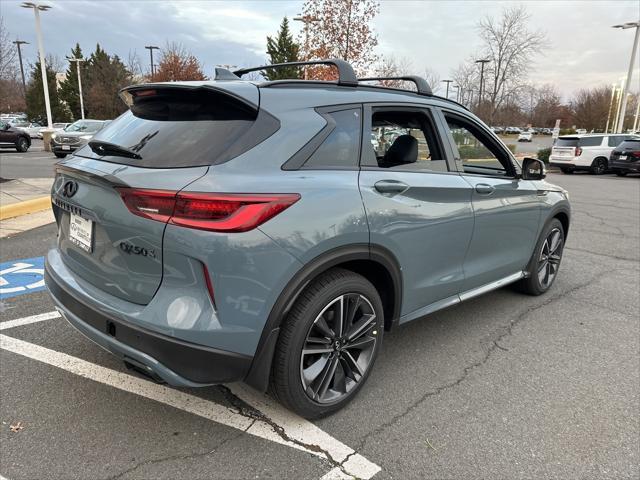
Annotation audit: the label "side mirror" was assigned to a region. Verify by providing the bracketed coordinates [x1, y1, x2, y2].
[521, 157, 546, 180]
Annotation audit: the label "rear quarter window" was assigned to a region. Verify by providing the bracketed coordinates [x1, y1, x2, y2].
[302, 108, 362, 169]
[579, 136, 604, 147]
[555, 138, 578, 147]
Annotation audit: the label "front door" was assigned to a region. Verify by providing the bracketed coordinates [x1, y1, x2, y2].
[439, 110, 541, 292]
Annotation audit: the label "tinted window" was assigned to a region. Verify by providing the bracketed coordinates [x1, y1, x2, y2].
[579, 136, 603, 147]
[619, 139, 640, 150]
[368, 109, 447, 172]
[85, 88, 273, 168]
[304, 108, 361, 169]
[555, 138, 579, 147]
[607, 136, 626, 147]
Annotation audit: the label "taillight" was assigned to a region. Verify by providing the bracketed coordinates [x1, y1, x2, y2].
[628, 151, 640, 158]
[117, 188, 300, 232]
[575, 147, 582, 156]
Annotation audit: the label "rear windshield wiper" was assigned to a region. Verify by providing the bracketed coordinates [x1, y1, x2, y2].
[89, 140, 142, 160]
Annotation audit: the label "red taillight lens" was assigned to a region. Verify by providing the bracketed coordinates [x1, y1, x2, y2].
[575, 147, 582, 156]
[117, 188, 300, 232]
[628, 151, 640, 158]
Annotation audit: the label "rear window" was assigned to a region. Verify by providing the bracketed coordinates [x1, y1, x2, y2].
[83, 87, 278, 168]
[555, 138, 578, 147]
[619, 139, 640, 150]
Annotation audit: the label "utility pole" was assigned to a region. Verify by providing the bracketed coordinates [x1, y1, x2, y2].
[294, 14, 319, 80]
[612, 21, 640, 133]
[614, 79, 625, 133]
[453, 85, 460, 102]
[441, 79, 453, 99]
[13, 40, 29, 97]
[67, 56, 85, 119]
[475, 59, 490, 109]
[21, 2, 53, 128]
[633, 96, 640, 132]
[145, 45, 160, 79]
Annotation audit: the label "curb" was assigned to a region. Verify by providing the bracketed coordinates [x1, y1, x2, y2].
[0, 196, 51, 221]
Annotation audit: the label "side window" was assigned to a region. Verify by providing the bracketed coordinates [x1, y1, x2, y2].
[607, 136, 624, 147]
[367, 109, 447, 172]
[444, 114, 514, 177]
[304, 108, 361, 169]
[579, 136, 603, 147]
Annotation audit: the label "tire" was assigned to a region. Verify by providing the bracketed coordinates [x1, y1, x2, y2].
[15, 137, 29, 152]
[590, 157, 607, 175]
[615, 171, 627, 177]
[54, 152, 67, 158]
[560, 167, 574, 174]
[270, 268, 384, 419]
[516, 218, 565, 296]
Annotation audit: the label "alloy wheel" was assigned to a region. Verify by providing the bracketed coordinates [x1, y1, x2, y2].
[537, 227, 563, 289]
[300, 293, 378, 404]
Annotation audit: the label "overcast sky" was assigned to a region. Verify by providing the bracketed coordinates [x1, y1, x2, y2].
[3, 0, 639, 100]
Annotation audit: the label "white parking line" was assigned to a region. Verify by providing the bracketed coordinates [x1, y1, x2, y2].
[0, 312, 381, 479]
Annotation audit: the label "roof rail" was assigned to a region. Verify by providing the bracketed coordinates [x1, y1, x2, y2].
[234, 59, 358, 86]
[358, 76, 432, 96]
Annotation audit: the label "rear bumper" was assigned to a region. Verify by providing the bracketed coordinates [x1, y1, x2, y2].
[610, 159, 640, 173]
[45, 265, 253, 386]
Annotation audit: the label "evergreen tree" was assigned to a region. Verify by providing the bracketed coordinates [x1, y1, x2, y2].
[58, 43, 87, 121]
[263, 17, 301, 80]
[25, 59, 71, 123]
[84, 44, 132, 119]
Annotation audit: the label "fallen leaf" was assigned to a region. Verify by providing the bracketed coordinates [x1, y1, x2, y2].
[10, 422, 24, 433]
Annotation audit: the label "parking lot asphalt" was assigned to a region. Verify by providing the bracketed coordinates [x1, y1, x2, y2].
[0, 171, 638, 479]
[0, 140, 59, 180]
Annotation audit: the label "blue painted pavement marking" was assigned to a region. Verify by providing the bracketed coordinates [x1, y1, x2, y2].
[0, 256, 46, 300]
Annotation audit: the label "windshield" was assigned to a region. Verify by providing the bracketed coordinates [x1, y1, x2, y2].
[66, 120, 103, 133]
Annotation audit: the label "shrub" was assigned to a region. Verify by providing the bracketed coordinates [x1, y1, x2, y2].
[537, 147, 551, 163]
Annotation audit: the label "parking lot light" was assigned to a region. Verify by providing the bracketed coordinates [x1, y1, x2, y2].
[21, 2, 53, 129]
[612, 21, 640, 133]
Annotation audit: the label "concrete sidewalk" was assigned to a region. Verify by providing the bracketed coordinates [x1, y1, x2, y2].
[0, 178, 55, 238]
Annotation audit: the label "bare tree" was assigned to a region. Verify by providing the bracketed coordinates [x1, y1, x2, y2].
[451, 58, 479, 107]
[0, 17, 17, 80]
[477, 6, 547, 122]
[371, 55, 413, 88]
[423, 67, 440, 95]
[571, 85, 613, 131]
[126, 50, 145, 83]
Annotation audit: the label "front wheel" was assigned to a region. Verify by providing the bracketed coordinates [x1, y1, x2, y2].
[590, 157, 607, 175]
[15, 137, 29, 152]
[54, 152, 67, 158]
[560, 167, 574, 174]
[270, 268, 384, 419]
[516, 218, 565, 296]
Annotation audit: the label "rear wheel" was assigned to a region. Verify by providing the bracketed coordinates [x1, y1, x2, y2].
[590, 157, 607, 175]
[270, 268, 384, 419]
[560, 167, 574, 174]
[15, 137, 29, 152]
[54, 152, 67, 158]
[516, 218, 565, 296]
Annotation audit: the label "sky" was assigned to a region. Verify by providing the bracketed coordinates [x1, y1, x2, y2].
[3, 0, 639, 100]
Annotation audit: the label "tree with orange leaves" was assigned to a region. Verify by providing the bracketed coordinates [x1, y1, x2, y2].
[300, 0, 379, 80]
[153, 42, 207, 82]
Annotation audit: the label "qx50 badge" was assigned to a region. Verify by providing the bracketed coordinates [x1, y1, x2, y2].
[118, 241, 157, 259]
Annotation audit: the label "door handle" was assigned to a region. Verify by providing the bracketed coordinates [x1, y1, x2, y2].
[374, 180, 410, 195]
[475, 183, 495, 195]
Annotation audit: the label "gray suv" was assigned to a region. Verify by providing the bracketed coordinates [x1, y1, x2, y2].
[45, 60, 570, 418]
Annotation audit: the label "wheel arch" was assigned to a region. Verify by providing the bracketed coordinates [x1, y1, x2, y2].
[244, 243, 402, 391]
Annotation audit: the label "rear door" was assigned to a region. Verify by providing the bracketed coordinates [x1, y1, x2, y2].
[358, 105, 474, 321]
[439, 110, 541, 291]
[51, 83, 264, 304]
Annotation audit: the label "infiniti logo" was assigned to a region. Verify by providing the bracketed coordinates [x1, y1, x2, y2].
[62, 180, 78, 198]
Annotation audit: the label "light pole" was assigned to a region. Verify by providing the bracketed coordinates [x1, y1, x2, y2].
[441, 79, 453, 99]
[605, 84, 617, 134]
[613, 21, 640, 133]
[614, 79, 625, 133]
[633, 95, 640, 132]
[475, 59, 490, 108]
[145, 45, 160, 79]
[13, 40, 29, 97]
[453, 85, 460, 102]
[21, 2, 52, 128]
[67, 56, 85, 119]
[294, 14, 319, 80]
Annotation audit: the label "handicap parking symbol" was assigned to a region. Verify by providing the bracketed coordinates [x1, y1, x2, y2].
[0, 256, 46, 300]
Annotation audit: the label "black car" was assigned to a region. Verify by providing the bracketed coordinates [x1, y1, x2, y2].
[610, 139, 640, 176]
[0, 120, 31, 152]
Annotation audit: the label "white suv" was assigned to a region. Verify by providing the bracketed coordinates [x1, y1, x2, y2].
[550, 134, 637, 174]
